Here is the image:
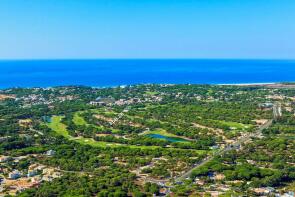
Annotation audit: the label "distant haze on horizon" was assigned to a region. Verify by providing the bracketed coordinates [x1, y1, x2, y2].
[0, 0, 295, 60]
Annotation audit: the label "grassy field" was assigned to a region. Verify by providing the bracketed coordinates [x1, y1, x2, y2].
[74, 137, 162, 149]
[145, 91, 158, 95]
[47, 116, 207, 152]
[48, 116, 153, 149]
[87, 109, 194, 142]
[90, 108, 117, 116]
[74, 111, 120, 133]
[73, 112, 88, 126]
[48, 116, 69, 138]
[215, 120, 251, 130]
[146, 128, 178, 137]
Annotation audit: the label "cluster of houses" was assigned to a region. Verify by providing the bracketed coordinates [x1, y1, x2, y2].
[252, 187, 294, 197]
[0, 94, 16, 101]
[17, 93, 76, 108]
[0, 150, 60, 196]
[90, 95, 163, 107]
[259, 102, 274, 109]
[1, 87, 80, 108]
[192, 174, 294, 197]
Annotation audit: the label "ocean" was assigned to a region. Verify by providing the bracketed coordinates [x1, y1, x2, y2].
[0, 59, 295, 89]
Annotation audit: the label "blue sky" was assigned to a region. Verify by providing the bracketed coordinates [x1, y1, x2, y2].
[0, 0, 294, 59]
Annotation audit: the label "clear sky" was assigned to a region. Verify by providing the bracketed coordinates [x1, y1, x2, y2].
[0, 0, 294, 59]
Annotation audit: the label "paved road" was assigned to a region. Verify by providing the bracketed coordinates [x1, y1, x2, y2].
[30, 128, 44, 136]
[174, 104, 280, 183]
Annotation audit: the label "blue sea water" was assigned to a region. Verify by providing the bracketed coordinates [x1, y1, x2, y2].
[0, 59, 295, 89]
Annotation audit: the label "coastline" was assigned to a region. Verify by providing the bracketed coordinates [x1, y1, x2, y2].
[218, 82, 277, 86]
[3, 82, 295, 91]
[219, 82, 295, 89]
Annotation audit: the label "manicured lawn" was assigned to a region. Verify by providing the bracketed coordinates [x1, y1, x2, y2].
[73, 112, 88, 126]
[73, 111, 119, 133]
[145, 91, 158, 95]
[48, 116, 69, 138]
[215, 120, 251, 129]
[90, 109, 117, 116]
[147, 128, 181, 138]
[47, 115, 208, 155]
[47, 116, 171, 150]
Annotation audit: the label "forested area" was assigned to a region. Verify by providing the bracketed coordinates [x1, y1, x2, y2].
[0, 84, 294, 196]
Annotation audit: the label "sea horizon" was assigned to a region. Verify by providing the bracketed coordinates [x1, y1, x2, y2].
[1, 58, 295, 61]
[1, 59, 295, 89]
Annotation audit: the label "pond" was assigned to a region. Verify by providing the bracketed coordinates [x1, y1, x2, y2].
[42, 116, 52, 123]
[147, 134, 188, 143]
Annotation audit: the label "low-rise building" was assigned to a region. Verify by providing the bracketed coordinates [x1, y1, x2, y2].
[276, 191, 295, 197]
[253, 187, 275, 195]
[46, 150, 56, 156]
[0, 156, 10, 163]
[27, 170, 37, 177]
[8, 170, 22, 180]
